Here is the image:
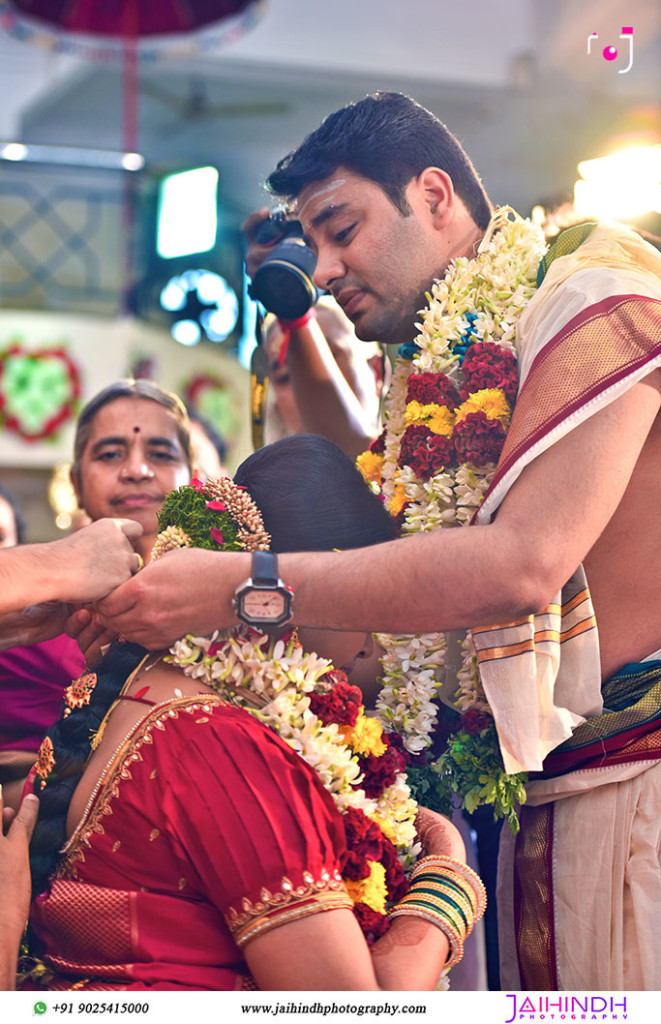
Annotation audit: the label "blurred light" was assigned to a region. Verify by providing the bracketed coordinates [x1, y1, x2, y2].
[121, 152, 145, 171]
[574, 144, 661, 220]
[1, 142, 27, 161]
[156, 166, 219, 259]
[159, 279, 186, 312]
[171, 320, 202, 346]
[0, 142, 144, 170]
[48, 462, 79, 532]
[197, 270, 224, 304]
[160, 269, 239, 344]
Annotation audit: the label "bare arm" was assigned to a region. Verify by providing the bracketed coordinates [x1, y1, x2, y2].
[244, 809, 463, 991]
[244, 208, 377, 458]
[0, 519, 142, 651]
[97, 377, 661, 646]
[285, 318, 378, 458]
[0, 788, 39, 990]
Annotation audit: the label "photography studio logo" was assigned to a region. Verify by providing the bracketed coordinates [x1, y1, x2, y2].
[587, 26, 634, 73]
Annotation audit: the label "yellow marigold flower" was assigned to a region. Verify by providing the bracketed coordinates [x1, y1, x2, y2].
[454, 388, 511, 427]
[340, 709, 387, 757]
[344, 861, 387, 914]
[405, 401, 454, 437]
[371, 812, 397, 845]
[356, 449, 384, 485]
[389, 481, 407, 517]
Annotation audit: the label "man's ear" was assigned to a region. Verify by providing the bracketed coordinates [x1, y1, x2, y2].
[69, 467, 84, 510]
[417, 167, 455, 226]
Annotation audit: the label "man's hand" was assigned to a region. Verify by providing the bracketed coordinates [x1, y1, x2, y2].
[65, 606, 116, 670]
[0, 787, 39, 990]
[0, 601, 71, 653]
[242, 207, 277, 280]
[97, 547, 248, 649]
[47, 518, 143, 604]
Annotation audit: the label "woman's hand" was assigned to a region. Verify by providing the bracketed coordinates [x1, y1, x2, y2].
[414, 806, 466, 862]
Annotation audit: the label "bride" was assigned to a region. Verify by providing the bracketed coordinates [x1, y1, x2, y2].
[25, 434, 484, 992]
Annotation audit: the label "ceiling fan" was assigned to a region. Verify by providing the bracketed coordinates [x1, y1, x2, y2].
[141, 76, 289, 128]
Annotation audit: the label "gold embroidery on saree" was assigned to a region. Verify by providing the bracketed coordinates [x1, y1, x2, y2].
[226, 870, 352, 948]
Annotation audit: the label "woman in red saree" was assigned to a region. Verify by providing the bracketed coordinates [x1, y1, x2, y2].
[25, 436, 483, 991]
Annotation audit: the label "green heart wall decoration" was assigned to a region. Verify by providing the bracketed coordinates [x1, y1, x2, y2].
[0, 343, 81, 442]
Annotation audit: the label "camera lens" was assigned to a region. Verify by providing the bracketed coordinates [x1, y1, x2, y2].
[249, 236, 320, 319]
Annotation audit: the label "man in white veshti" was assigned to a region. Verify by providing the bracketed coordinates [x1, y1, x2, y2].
[99, 92, 661, 990]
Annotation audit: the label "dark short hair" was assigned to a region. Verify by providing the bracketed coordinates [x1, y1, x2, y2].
[234, 434, 398, 552]
[71, 379, 193, 480]
[267, 91, 492, 229]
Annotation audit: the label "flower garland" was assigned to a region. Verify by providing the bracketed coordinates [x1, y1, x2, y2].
[357, 208, 547, 830]
[0, 343, 81, 442]
[154, 478, 420, 943]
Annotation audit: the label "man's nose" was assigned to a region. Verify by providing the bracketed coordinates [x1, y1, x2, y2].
[313, 249, 345, 291]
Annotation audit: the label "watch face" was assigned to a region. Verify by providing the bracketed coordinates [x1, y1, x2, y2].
[241, 589, 287, 620]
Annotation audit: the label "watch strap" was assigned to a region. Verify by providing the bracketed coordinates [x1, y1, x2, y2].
[251, 549, 277, 585]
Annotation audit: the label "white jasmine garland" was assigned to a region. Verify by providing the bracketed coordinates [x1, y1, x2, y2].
[372, 209, 547, 751]
[168, 628, 419, 863]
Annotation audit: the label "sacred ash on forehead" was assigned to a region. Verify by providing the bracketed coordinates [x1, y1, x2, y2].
[296, 177, 348, 223]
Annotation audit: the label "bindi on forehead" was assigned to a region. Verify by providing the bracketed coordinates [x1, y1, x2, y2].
[133, 426, 140, 433]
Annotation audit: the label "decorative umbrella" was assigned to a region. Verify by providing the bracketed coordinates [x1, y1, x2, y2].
[0, 0, 267, 305]
[0, 1, 266, 151]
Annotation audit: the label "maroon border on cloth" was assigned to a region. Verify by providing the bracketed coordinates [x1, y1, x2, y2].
[514, 802, 558, 990]
[534, 719, 661, 779]
[478, 294, 661, 516]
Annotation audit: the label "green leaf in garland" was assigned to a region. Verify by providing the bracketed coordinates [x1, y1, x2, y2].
[158, 484, 242, 552]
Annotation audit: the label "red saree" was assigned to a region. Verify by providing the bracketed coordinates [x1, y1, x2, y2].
[28, 695, 352, 990]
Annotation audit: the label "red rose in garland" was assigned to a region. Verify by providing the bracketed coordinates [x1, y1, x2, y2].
[461, 342, 518, 402]
[454, 412, 507, 466]
[398, 425, 454, 479]
[406, 372, 460, 408]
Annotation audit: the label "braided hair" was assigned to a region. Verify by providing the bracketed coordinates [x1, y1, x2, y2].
[29, 642, 146, 896]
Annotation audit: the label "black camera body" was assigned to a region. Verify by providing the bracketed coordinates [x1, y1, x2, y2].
[248, 212, 321, 320]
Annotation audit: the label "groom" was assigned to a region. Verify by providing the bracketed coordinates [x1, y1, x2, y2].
[100, 92, 661, 990]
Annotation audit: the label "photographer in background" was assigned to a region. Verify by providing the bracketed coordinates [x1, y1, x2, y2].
[263, 296, 385, 452]
[245, 208, 387, 459]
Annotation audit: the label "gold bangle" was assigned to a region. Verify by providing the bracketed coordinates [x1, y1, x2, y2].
[411, 857, 487, 919]
[411, 875, 477, 923]
[418, 887, 475, 931]
[396, 893, 469, 939]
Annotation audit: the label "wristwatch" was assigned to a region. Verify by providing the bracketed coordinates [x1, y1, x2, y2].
[232, 550, 294, 628]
